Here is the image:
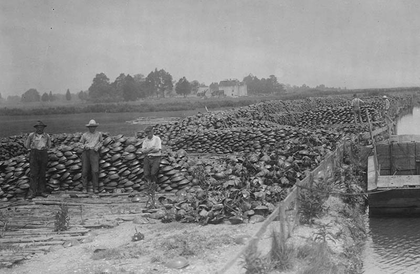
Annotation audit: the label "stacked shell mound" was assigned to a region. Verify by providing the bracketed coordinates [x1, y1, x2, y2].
[269, 102, 385, 134]
[145, 98, 336, 140]
[0, 135, 28, 161]
[163, 126, 343, 155]
[155, 127, 343, 224]
[0, 133, 193, 201]
[145, 114, 283, 149]
[293, 105, 379, 127]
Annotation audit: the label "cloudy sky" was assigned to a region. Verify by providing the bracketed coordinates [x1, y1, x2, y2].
[1, 0, 420, 97]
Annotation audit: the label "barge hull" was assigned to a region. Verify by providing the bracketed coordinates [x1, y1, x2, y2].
[369, 188, 420, 217]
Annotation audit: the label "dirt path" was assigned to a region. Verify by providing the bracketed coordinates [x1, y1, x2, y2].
[2, 219, 265, 274]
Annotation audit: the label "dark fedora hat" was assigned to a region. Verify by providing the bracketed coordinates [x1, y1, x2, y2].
[34, 121, 47, 128]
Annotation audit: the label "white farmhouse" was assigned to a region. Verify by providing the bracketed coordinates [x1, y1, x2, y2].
[218, 80, 248, 97]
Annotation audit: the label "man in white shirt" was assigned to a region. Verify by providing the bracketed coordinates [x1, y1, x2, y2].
[382, 95, 393, 124]
[79, 119, 103, 194]
[382, 95, 390, 114]
[140, 126, 162, 208]
[351, 94, 364, 123]
[25, 121, 51, 199]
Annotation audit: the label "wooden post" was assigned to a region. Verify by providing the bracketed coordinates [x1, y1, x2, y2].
[366, 109, 379, 173]
[279, 202, 286, 243]
[295, 182, 300, 227]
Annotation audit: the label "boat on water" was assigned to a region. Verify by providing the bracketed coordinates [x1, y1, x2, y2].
[368, 134, 420, 217]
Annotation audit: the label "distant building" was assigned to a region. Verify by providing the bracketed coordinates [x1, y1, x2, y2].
[218, 80, 247, 97]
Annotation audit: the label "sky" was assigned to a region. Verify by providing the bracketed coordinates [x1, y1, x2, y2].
[1, 0, 420, 97]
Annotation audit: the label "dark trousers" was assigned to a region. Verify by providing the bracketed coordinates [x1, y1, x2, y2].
[29, 150, 48, 196]
[82, 150, 99, 190]
[143, 156, 161, 183]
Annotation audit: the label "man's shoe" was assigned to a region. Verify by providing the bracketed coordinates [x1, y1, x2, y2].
[39, 193, 49, 198]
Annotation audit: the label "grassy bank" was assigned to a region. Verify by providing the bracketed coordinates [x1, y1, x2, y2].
[0, 96, 275, 116]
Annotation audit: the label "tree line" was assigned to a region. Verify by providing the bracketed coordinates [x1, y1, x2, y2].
[4, 67, 369, 104]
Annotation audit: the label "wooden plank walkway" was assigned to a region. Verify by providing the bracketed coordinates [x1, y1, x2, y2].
[0, 192, 169, 269]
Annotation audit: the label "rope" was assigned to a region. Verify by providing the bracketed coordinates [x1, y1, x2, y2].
[296, 183, 392, 196]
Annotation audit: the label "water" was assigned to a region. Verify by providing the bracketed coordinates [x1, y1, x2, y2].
[362, 218, 420, 274]
[396, 107, 420, 135]
[0, 109, 204, 138]
[363, 107, 420, 274]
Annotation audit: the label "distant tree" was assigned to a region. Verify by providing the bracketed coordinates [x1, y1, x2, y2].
[88, 73, 114, 102]
[78, 90, 88, 101]
[111, 73, 126, 100]
[175, 77, 192, 97]
[144, 69, 173, 98]
[48, 91, 54, 101]
[65, 89, 71, 100]
[133, 74, 146, 99]
[7, 95, 21, 104]
[133, 74, 145, 83]
[41, 92, 49, 102]
[190, 80, 200, 95]
[316, 84, 326, 90]
[243, 74, 261, 95]
[122, 75, 138, 101]
[267, 75, 285, 95]
[243, 74, 284, 95]
[21, 88, 40, 102]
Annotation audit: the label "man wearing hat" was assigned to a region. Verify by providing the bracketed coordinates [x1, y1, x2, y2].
[139, 126, 162, 208]
[25, 121, 52, 199]
[381, 95, 393, 125]
[382, 95, 390, 116]
[79, 119, 103, 194]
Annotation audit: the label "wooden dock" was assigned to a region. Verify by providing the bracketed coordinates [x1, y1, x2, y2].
[0, 192, 164, 268]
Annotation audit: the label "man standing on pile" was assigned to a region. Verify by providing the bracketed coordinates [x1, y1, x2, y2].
[382, 95, 390, 116]
[351, 94, 364, 123]
[25, 121, 51, 199]
[139, 126, 162, 208]
[80, 119, 103, 194]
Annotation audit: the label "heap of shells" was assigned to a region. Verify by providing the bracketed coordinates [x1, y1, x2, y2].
[0, 136, 27, 161]
[0, 95, 413, 202]
[0, 135, 192, 201]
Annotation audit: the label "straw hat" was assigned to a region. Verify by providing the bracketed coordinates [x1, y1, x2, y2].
[86, 119, 99, 127]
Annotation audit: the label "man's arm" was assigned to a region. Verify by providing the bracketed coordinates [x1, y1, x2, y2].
[148, 137, 162, 153]
[141, 137, 161, 154]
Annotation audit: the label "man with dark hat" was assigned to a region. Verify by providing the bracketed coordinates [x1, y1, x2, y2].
[139, 126, 162, 208]
[79, 119, 103, 194]
[25, 121, 51, 199]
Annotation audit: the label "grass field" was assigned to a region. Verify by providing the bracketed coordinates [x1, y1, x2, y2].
[0, 109, 204, 138]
